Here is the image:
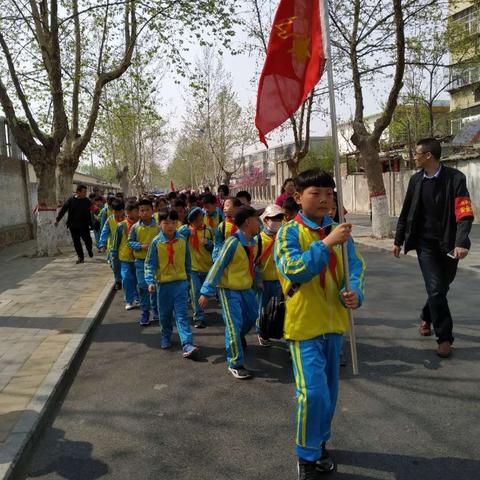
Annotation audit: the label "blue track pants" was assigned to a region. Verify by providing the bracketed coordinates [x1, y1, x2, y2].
[190, 271, 208, 322]
[109, 253, 122, 284]
[120, 261, 138, 305]
[135, 259, 158, 313]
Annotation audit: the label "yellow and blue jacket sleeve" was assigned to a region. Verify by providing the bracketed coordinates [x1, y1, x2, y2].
[212, 224, 225, 261]
[144, 237, 159, 285]
[185, 244, 192, 276]
[344, 238, 366, 306]
[178, 225, 190, 240]
[98, 221, 111, 249]
[100, 208, 108, 230]
[200, 237, 238, 297]
[110, 222, 123, 257]
[128, 225, 142, 251]
[275, 223, 330, 283]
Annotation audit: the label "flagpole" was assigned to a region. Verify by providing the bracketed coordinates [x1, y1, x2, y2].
[320, 0, 359, 375]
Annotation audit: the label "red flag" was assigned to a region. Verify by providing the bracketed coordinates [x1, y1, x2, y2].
[170, 179, 175, 192]
[255, 0, 326, 146]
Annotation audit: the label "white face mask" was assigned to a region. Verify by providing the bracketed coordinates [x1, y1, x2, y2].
[267, 220, 282, 233]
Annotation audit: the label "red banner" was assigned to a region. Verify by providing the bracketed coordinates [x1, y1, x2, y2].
[255, 0, 326, 146]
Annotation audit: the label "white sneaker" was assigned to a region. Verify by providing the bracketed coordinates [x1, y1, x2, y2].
[132, 300, 140, 308]
[125, 303, 135, 310]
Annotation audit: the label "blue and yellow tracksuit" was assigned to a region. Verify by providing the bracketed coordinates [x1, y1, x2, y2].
[144, 231, 193, 346]
[212, 218, 238, 261]
[111, 219, 138, 305]
[100, 205, 113, 231]
[275, 211, 366, 462]
[99, 214, 123, 284]
[200, 231, 261, 368]
[255, 229, 282, 335]
[128, 219, 159, 314]
[178, 224, 214, 323]
[203, 207, 224, 231]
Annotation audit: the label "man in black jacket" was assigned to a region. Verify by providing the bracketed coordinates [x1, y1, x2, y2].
[393, 138, 474, 358]
[55, 184, 94, 264]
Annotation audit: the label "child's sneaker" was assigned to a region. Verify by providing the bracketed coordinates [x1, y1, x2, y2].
[132, 299, 140, 308]
[125, 303, 135, 311]
[194, 320, 206, 329]
[257, 335, 272, 347]
[315, 443, 336, 473]
[139, 310, 150, 326]
[297, 459, 321, 480]
[160, 335, 172, 349]
[182, 343, 199, 358]
[228, 366, 252, 379]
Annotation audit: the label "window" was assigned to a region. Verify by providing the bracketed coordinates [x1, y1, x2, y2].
[475, 86, 480, 102]
[452, 6, 480, 35]
[450, 63, 480, 89]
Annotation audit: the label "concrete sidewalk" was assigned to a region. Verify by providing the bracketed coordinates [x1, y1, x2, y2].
[0, 241, 114, 479]
[350, 214, 480, 273]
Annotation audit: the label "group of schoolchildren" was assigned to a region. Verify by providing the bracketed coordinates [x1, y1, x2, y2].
[95, 170, 367, 480]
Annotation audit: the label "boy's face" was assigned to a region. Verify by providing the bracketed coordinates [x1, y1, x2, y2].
[295, 187, 334, 220]
[191, 215, 204, 229]
[114, 209, 125, 220]
[139, 205, 153, 222]
[243, 216, 261, 236]
[223, 199, 236, 218]
[285, 181, 295, 195]
[95, 200, 102, 208]
[238, 196, 250, 206]
[127, 208, 139, 223]
[174, 206, 186, 221]
[204, 203, 216, 214]
[161, 219, 177, 238]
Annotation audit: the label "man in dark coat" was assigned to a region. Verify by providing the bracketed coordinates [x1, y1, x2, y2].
[56, 184, 94, 264]
[393, 138, 474, 358]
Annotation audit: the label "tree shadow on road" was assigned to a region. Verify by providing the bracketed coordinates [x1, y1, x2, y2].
[332, 449, 480, 480]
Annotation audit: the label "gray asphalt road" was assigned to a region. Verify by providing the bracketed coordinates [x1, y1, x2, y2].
[17, 247, 480, 480]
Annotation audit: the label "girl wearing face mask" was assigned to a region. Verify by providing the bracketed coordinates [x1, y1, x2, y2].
[256, 205, 285, 346]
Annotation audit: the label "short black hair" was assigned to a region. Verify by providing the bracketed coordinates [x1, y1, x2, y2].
[125, 201, 139, 212]
[88, 193, 96, 200]
[218, 184, 230, 196]
[158, 209, 179, 222]
[167, 191, 177, 201]
[138, 198, 153, 208]
[282, 178, 294, 188]
[294, 169, 335, 193]
[187, 194, 198, 204]
[417, 137, 441, 160]
[111, 200, 125, 211]
[202, 193, 217, 205]
[173, 198, 186, 209]
[94, 196, 103, 202]
[155, 197, 168, 206]
[116, 192, 124, 198]
[225, 197, 242, 208]
[282, 196, 299, 212]
[234, 206, 258, 227]
[236, 190, 252, 202]
[76, 184, 87, 192]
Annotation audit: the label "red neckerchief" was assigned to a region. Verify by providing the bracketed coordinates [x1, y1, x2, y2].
[294, 214, 338, 290]
[258, 233, 275, 264]
[189, 225, 205, 252]
[246, 245, 255, 280]
[207, 212, 215, 228]
[225, 217, 238, 236]
[166, 238, 178, 266]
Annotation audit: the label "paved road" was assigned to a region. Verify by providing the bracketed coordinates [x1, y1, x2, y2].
[16, 248, 480, 480]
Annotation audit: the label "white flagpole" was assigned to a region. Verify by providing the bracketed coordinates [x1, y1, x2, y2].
[320, 0, 359, 375]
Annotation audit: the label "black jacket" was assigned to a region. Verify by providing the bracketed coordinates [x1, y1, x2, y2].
[56, 196, 93, 230]
[395, 166, 474, 254]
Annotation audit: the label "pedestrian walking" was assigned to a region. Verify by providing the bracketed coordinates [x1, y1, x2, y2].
[393, 138, 474, 358]
[55, 184, 94, 264]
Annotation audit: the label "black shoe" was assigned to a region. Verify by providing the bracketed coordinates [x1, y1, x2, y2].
[87, 250, 93, 258]
[114, 281, 122, 291]
[194, 321, 206, 329]
[241, 336, 247, 350]
[340, 352, 347, 367]
[76, 259, 84, 264]
[316, 443, 336, 473]
[298, 459, 321, 479]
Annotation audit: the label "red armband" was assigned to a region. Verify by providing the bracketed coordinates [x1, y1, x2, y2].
[455, 197, 474, 222]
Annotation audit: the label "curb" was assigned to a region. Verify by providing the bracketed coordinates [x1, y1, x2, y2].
[0, 281, 115, 480]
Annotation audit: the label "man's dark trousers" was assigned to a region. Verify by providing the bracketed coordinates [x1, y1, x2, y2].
[70, 227, 93, 261]
[417, 240, 458, 344]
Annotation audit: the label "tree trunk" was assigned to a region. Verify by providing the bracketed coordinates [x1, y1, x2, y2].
[34, 159, 60, 257]
[116, 166, 130, 196]
[56, 157, 77, 247]
[286, 158, 299, 178]
[359, 139, 391, 238]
